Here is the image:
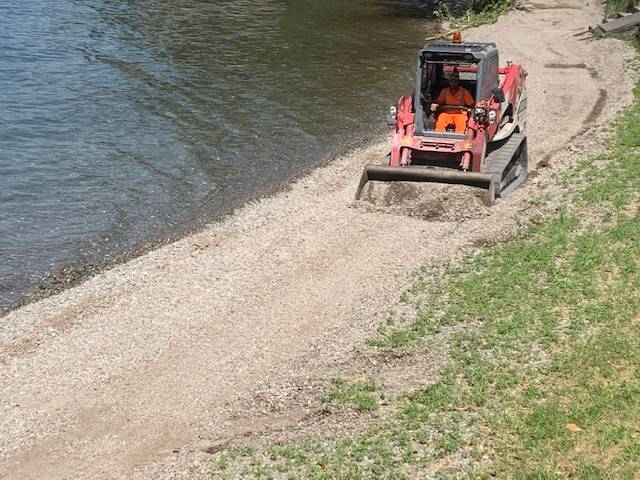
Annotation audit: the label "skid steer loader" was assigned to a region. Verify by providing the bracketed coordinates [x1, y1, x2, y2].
[356, 35, 528, 205]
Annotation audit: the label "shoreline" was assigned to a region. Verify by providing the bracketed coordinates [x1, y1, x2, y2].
[1, 128, 389, 318]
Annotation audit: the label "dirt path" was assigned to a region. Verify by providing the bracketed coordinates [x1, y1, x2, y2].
[0, 1, 634, 478]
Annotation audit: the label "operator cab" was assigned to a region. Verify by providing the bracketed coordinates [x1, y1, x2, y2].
[413, 41, 500, 138]
[420, 63, 478, 131]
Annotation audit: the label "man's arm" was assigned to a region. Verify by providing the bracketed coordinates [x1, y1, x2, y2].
[464, 89, 474, 107]
[431, 90, 445, 112]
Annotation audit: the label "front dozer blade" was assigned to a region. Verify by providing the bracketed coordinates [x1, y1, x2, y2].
[355, 164, 497, 206]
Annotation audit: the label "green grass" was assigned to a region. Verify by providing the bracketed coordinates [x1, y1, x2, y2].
[606, 0, 637, 18]
[327, 378, 381, 412]
[211, 49, 640, 480]
[467, 0, 517, 17]
[436, 0, 517, 27]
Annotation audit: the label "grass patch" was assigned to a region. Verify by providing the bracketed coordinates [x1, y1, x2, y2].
[606, 0, 637, 18]
[211, 46, 640, 480]
[436, 0, 517, 28]
[466, 0, 517, 22]
[327, 378, 381, 412]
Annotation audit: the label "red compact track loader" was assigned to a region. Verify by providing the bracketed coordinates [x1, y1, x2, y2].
[356, 36, 528, 205]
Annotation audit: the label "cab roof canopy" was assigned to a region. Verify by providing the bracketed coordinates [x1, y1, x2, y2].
[412, 41, 501, 136]
[420, 41, 498, 63]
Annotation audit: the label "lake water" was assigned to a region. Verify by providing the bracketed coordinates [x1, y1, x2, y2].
[0, 0, 434, 308]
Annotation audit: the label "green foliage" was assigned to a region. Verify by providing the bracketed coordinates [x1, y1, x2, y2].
[441, 0, 517, 26]
[468, 0, 517, 15]
[327, 378, 380, 412]
[606, 0, 638, 18]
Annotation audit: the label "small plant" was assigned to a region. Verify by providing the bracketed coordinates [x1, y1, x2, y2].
[434, 1, 452, 23]
[465, 0, 518, 25]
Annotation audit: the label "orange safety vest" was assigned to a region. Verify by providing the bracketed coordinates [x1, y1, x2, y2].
[437, 87, 474, 113]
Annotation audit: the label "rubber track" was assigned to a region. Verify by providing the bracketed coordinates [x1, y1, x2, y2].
[482, 133, 526, 197]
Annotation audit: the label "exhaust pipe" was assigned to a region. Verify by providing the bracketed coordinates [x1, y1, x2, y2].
[355, 164, 497, 206]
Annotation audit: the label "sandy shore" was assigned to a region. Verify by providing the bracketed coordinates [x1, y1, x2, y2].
[1, 1, 636, 478]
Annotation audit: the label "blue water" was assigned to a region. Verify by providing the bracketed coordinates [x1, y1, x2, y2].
[0, 1, 433, 307]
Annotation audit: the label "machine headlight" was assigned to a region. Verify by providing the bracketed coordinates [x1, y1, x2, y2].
[475, 107, 485, 116]
[488, 111, 497, 124]
[387, 106, 397, 125]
